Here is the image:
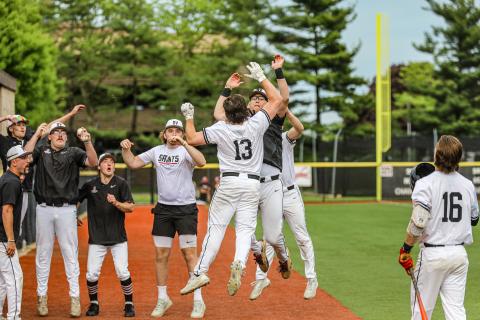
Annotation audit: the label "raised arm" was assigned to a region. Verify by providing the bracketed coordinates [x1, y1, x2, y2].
[286, 110, 304, 141]
[271, 54, 289, 116]
[76, 128, 98, 167]
[244, 62, 283, 120]
[181, 103, 207, 146]
[120, 139, 147, 169]
[24, 123, 48, 152]
[213, 73, 244, 121]
[47, 104, 86, 128]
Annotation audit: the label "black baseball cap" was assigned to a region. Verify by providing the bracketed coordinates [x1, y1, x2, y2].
[98, 153, 115, 164]
[249, 88, 268, 101]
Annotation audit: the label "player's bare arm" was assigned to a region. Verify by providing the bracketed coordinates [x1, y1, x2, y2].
[120, 139, 147, 169]
[43, 104, 87, 138]
[244, 62, 283, 119]
[171, 135, 206, 167]
[2, 204, 16, 256]
[181, 103, 207, 146]
[272, 54, 289, 116]
[77, 127, 98, 167]
[106, 194, 135, 213]
[286, 110, 304, 140]
[213, 73, 244, 121]
[23, 122, 48, 153]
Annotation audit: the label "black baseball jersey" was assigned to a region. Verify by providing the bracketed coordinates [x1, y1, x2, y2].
[0, 171, 23, 242]
[0, 127, 35, 191]
[78, 175, 134, 245]
[262, 115, 285, 171]
[32, 138, 87, 204]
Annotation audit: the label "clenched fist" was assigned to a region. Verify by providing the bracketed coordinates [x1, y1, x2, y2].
[398, 247, 414, 275]
[181, 102, 195, 120]
[244, 62, 266, 83]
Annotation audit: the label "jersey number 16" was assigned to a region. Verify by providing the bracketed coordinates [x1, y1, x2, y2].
[442, 192, 462, 222]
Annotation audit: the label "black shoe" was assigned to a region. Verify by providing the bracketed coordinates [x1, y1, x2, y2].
[86, 303, 99, 316]
[124, 303, 135, 317]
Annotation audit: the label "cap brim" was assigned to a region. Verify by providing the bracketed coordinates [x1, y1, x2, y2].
[99, 155, 116, 163]
[8, 151, 32, 161]
[165, 125, 184, 131]
[49, 127, 67, 134]
[249, 92, 268, 100]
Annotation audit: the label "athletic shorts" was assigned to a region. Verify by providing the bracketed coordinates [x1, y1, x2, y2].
[151, 202, 198, 237]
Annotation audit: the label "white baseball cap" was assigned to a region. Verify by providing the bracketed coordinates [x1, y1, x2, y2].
[49, 121, 67, 134]
[165, 119, 184, 131]
[6, 145, 32, 162]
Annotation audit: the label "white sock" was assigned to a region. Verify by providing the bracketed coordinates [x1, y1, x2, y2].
[189, 272, 203, 301]
[157, 286, 168, 300]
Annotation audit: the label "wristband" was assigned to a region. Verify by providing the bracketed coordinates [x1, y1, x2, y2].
[275, 68, 285, 79]
[221, 87, 232, 97]
[7, 240, 15, 243]
[402, 242, 413, 253]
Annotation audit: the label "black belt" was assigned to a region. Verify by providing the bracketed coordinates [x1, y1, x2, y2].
[424, 242, 464, 248]
[260, 175, 280, 183]
[221, 172, 260, 180]
[38, 198, 76, 207]
[287, 185, 295, 190]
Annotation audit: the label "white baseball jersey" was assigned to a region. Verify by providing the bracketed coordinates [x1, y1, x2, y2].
[203, 109, 270, 174]
[280, 132, 296, 187]
[138, 145, 196, 205]
[412, 171, 479, 245]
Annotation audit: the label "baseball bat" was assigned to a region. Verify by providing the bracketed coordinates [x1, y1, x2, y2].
[409, 269, 428, 320]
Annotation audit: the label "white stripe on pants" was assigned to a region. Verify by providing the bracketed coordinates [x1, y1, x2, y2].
[86, 242, 131, 282]
[0, 243, 23, 319]
[411, 246, 468, 320]
[36, 204, 80, 297]
[254, 186, 316, 280]
[19, 192, 28, 238]
[194, 175, 259, 274]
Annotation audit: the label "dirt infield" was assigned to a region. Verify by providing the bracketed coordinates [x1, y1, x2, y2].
[19, 205, 360, 319]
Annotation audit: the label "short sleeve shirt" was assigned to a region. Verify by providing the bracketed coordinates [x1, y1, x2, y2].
[280, 132, 297, 187]
[0, 171, 23, 242]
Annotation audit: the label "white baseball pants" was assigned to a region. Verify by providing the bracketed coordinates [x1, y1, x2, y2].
[194, 174, 260, 274]
[36, 204, 80, 297]
[411, 245, 468, 320]
[86, 242, 130, 282]
[0, 243, 23, 319]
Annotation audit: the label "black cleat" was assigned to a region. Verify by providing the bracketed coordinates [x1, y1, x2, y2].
[86, 303, 99, 316]
[124, 303, 135, 317]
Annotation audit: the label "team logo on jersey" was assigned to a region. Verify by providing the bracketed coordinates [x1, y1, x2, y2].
[110, 184, 116, 188]
[157, 154, 180, 167]
[44, 149, 51, 154]
[91, 186, 98, 193]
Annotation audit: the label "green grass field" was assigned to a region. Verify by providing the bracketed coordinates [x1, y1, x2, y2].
[275, 203, 480, 320]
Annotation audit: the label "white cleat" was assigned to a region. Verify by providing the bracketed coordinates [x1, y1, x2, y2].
[151, 297, 173, 317]
[37, 295, 48, 316]
[227, 260, 243, 296]
[249, 278, 271, 300]
[180, 274, 210, 295]
[190, 300, 206, 318]
[304, 277, 318, 300]
[70, 296, 81, 318]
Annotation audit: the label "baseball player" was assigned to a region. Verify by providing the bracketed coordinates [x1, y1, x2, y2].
[0, 105, 86, 246]
[179, 62, 283, 298]
[121, 119, 207, 318]
[213, 55, 292, 278]
[250, 109, 318, 300]
[78, 153, 135, 317]
[24, 122, 98, 317]
[398, 135, 478, 320]
[0, 145, 31, 319]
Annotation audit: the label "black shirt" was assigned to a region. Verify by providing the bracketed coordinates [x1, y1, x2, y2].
[263, 115, 285, 171]
[0, 171, 23, 242]
[0, 127, 35, 191]
[78, 175, 134, 245]
[33, 139, 87, 204]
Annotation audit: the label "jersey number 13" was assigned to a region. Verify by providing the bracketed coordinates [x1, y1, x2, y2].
[442, 192, 462, 222]
[234, 139, 253, 160]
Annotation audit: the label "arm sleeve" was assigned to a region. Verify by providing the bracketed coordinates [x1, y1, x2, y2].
[248, 109, 271, 135]
[282, 132, 296, 151]
[1, 180, 21, 206]
[202, 122, 224, 145]
[411, 179, 432, 211]
[71, 147, 88, 168]
[32, 137, 49, 165]
[138, 147, 156, 165]
[470, 182, 479, 220]
[119, 179, 134, 203]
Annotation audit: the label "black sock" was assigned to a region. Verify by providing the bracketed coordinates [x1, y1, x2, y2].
[87, 280, 98, 303]
[120, 277, 133, 303]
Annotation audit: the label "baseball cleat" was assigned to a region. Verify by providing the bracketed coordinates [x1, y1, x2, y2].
[227, 260, 243, 296]
[151, 298, 173, 317]
[70, 296, 81, 317]
[278, 256, 293, 279]
[181, 274, 210, 295]
[37, 295, 48, 316]
[304, 278, 318, 300]
[86, 302, 99, 316]
[124, 303, 135, 317]
[249, 278, 271, 300]
[253, 240, 269, 273]
[190, 300, 206, 318]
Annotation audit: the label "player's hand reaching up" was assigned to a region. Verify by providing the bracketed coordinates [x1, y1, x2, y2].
[271, 54, 284, 70]
[244, 62, 266, 83]
[225, 73, 243, 89]
[398, 247, 414, 275]
[181, 103, 195, 120]
[120, 139, 134, 150]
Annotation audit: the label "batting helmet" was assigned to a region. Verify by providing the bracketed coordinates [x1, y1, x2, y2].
[410, 162, 435, 191]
